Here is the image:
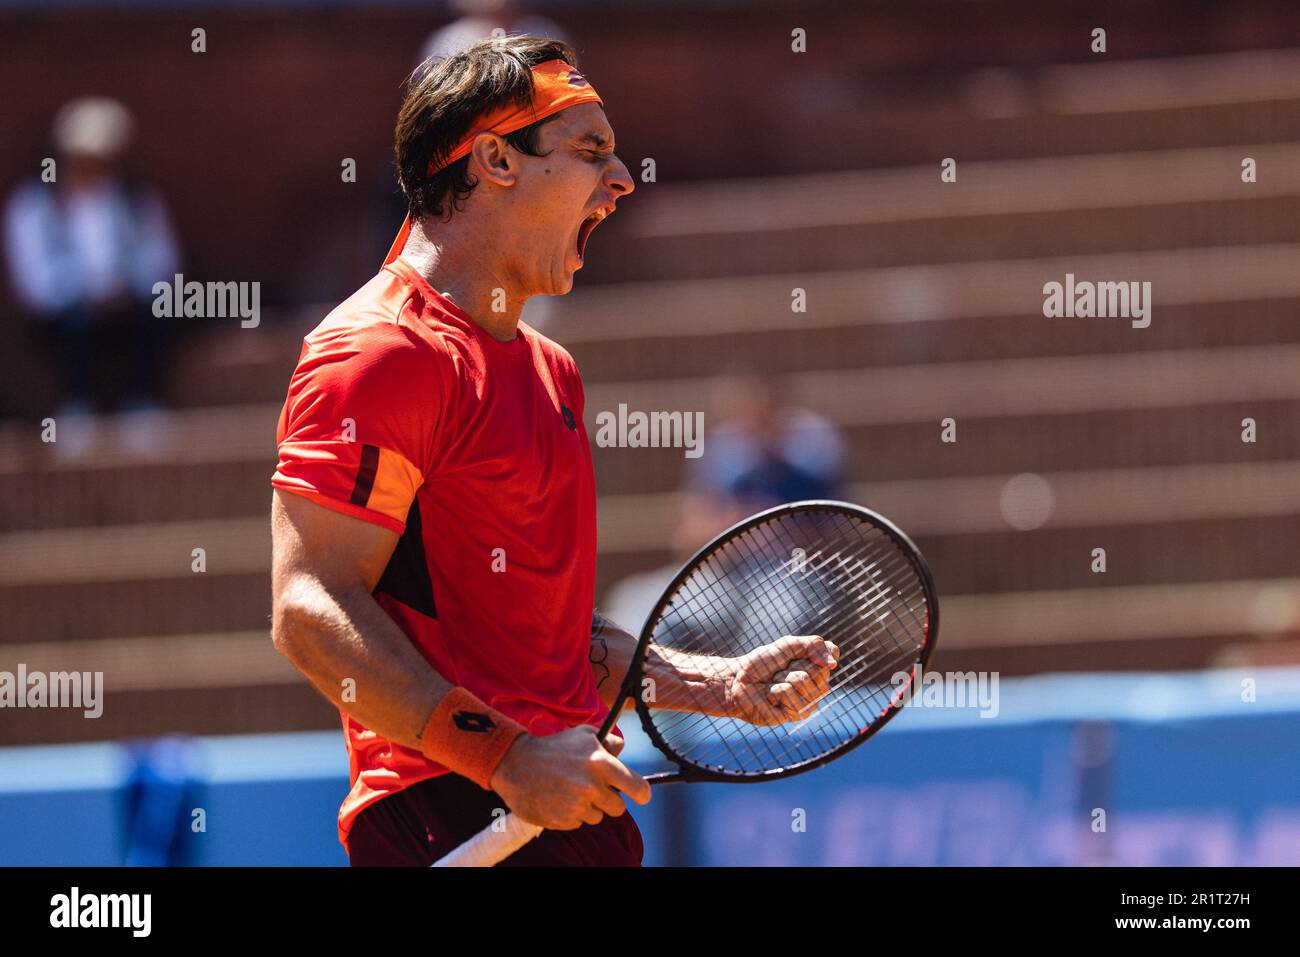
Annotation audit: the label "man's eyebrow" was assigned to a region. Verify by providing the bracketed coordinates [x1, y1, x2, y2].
[574, 130, 614, 149]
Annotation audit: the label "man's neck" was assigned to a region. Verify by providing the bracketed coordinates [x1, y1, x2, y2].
[400, 215, 526, 342]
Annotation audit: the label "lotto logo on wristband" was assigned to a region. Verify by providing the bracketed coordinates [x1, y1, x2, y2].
[452, 710, 497, 733]
[421, 688, 525, 789]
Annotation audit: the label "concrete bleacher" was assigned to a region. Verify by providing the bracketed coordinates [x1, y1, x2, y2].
[4, 44, 1300, 744]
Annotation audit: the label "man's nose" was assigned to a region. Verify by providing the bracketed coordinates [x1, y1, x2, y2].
[609, 157, 635, 198]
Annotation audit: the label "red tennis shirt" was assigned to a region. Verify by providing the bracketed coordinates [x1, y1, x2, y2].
[272, 256, 602, 851]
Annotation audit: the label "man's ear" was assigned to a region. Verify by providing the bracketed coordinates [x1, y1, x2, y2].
[469, 133, 517, 187]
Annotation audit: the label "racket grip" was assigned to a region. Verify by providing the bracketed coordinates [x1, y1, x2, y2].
[431, 812, 544, 867]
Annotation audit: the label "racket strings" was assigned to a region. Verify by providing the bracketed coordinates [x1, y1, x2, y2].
[655, 557, 924, 768]
[665, 515, 910, 662]
[657, 520, 918, 709]
[657, 543, 918, 726]
[762, 525, 929, 750]
[662, 520, 920, 686]
[657, 528, 817, 770]
[641, 509, 932, 775]
[656, 591, 914, 770]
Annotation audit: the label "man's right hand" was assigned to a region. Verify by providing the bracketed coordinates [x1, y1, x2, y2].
[489, 725, 651, 830]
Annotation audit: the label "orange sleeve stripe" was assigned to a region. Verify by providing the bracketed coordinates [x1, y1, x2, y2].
[274, 438, 424, 529]
[271, 484, 407, 536]
[367, 446, 425, 525]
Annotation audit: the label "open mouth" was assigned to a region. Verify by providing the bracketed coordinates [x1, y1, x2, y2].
[576, 205, 613, 260]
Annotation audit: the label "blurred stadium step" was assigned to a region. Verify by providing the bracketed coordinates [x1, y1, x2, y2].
[567, 298, 1300, 385]
[775, 48, 1300, 171]
[597, 513, 1300, 606]
[2, 398, 1293, 529]
[595, 399, 1300, 495]
[89, 242, 1300, 408]
[596, 461, 1300, 553]
[5, 574, 268, 646]
[592, 143, 1300, 283]
[4, 344, 1298, 526]
[554, 243, 1300, 346]
[5, 462, 1300, 639]
[1, 631, 295, 691]
[589, 342, 1300, 444]
[0, 680, 331, 745]
[941, 577, 1300, 651]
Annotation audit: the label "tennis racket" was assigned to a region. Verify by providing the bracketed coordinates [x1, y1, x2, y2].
[433, 499, 938, 866]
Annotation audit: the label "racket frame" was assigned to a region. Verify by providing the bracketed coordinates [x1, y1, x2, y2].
[597, 498, 939, 786]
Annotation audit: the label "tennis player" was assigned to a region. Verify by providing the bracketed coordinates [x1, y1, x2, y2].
[270, 36, 839, 866]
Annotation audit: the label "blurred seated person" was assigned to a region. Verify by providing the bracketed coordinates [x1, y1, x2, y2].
[602, 376, 846, 632]
[687, 373, 846, 512]
[418, 0, 570, 66]
[4, 97, 180, 455]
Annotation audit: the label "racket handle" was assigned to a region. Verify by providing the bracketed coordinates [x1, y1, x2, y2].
[431, 812, 544, 867]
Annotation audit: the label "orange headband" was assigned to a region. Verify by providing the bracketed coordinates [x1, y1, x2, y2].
[383, 58, 604, 266]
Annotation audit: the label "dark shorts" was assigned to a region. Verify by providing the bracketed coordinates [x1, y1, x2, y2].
[346, 773, 644, 867]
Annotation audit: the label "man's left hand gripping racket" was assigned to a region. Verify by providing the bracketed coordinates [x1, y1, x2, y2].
[433, 499, 938, 866]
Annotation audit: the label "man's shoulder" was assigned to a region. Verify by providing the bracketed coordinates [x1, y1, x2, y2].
[309, 267, 410, 336]
[282, 289, 463, 423]
[524, 322, 580, 377]
[302, 269, 454, 369]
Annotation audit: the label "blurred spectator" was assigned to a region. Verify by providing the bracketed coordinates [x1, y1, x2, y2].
[686, 373, 846, 512]
[603, 376, 847, 631]
[4, 97, 180, 456]
[418, 0, 570, 67]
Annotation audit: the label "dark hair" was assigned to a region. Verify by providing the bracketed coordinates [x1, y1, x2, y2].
[395, 35, 580, 223]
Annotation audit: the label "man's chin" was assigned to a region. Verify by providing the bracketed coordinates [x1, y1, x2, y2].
[547, 267, 578, 296]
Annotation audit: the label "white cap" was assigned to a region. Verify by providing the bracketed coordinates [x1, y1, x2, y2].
[52, 97, 134, 160]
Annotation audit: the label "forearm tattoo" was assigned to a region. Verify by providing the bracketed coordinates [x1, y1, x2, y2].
[590, 610, 611, 689]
